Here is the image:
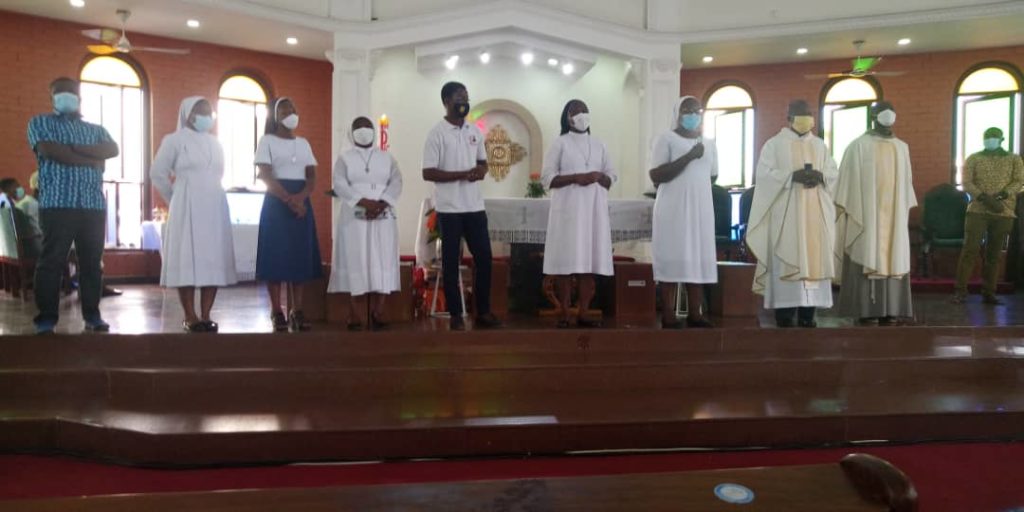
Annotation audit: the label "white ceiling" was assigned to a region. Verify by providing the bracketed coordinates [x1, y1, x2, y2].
[0, 0, 334, 60]
[681, 12, 1024, 69]
[2, 0, 1023, 65]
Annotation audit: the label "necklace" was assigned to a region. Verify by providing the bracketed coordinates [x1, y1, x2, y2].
[569, 133, 592, 170]
[290, 139, 299, 164]
[357, 147, 374, 173]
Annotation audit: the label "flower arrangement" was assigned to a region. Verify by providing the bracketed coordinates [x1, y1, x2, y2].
[424, 208, 440, 243]
[526, 171, 546, 198]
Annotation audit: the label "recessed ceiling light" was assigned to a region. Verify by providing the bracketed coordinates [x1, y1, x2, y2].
[796, 47, 809, 55]
[445, 55, 459, 70]
[898, 38, 911, 46]
[286, 37, 298, 45]
[521, 52, 535, 66]
[186, 19, 200, 28]
[69, 0, 85, 7]
[547, 58, 559, 67]
[561, 62, 574, 75]
[702, 56, 714, 63]
[478, 52, 490, 64]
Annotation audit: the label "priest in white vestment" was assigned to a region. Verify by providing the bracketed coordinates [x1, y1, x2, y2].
[542, 99, 616, 329]
[151, 96, 238, 333]
[834, 101, 917, 325]
[649, 96, 718, 328]
[328, 116, 403, 331]
[747, 100, 838, 328]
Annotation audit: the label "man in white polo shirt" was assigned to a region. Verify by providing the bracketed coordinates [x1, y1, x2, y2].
[423, 81, 502, 331]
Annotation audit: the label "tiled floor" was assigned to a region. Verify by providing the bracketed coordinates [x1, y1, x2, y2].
[2, 284, 1024, 335]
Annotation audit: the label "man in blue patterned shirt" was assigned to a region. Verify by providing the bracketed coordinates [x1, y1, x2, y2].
[27, 77, 119, 334]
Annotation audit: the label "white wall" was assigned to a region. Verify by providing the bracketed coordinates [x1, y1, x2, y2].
[369, 48, 642, 254]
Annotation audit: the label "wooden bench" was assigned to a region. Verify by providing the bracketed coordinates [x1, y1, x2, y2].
[5, 454, 916, 511]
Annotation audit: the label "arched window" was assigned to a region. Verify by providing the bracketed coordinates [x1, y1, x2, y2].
[821, 77, 880, 163]
[218, 74, 269, 191]
[80, 55, 147, 249]
[703, 84, 755, 188]
[954, 64, 1022, 184]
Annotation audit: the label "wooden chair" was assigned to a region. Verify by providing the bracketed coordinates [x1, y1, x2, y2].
[0, 206, 35, 300]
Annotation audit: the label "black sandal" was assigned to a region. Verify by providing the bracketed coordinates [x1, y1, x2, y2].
[662, 320, 684, 329]
[183, 320, 207, 333]
[370, 315, 388, 331]
[556, 319, 571, 329]
[686, 316, 714, 328]
[272, 311, 289, 332]
[289, 310, 311, 332]
[201, 320, 219, 333]
[347, 322, 364, 332]
[576, 317, 602, 328]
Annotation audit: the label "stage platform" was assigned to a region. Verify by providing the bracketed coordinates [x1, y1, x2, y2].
[1, 320, 1021, 466]
[3, 284, 1024, 335]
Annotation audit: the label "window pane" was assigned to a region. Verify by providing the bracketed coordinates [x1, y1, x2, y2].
[955, 95, 1013, 184]
[826, 105, 869, 163]
[81, 56, 141, 87]
[713, 110, 744, 187]
[217, 98, 266, 190]
[959, 67, 1019, 94]
[706, 85, 753, 109]
[220, 75, 268, 103]
[122, 87, 144, 183]
[103, 182, 117, 246]
[744, 109, 755, 186]
[117, 183, 142, 248]
[824, 78, 876, 104]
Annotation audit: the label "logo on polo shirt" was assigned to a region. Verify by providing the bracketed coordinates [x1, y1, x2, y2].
[468, 134, 479, 145]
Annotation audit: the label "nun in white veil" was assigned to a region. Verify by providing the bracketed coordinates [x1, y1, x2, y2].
[647, 95, 718, 328]
[327, 116, 403, 331]
[151, 96, 238, 333]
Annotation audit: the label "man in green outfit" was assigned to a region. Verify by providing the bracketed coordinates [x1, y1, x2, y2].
[953, 127, 1024, 305]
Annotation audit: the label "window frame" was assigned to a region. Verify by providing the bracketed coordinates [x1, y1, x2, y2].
[702, 81, 756, 189]
[217, 70, 273, 192]
[78, 53, 151, 250]
[950, 61, 1024, 184]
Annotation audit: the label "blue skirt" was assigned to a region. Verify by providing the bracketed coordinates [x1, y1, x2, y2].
[255, 179, 323, 282]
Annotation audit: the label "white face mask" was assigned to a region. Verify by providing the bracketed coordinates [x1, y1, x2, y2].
[352, 127, 375, 146]
[876, 109, 896, 127]
[280, 113, 300, 130]
[571, 112, 590, 132]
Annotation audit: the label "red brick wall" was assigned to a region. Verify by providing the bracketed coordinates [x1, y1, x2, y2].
[680, 45, 1024, 223]
[0, 10, 333, 277]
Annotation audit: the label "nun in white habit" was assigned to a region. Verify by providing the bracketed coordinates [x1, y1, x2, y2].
[542, 99, 615, 328]
[151, 96, 238, 333]
[648, 95, 718, 328]
[327, 116, 403, 331]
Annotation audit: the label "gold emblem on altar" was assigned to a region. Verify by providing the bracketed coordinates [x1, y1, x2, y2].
[484, 124, 527, 181]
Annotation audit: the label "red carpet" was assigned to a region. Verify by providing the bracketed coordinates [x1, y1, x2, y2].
[1, 443, 1022, 511]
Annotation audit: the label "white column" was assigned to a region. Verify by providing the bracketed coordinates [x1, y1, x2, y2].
[327, 45, 374, 244]
[637, 56, 680, 194]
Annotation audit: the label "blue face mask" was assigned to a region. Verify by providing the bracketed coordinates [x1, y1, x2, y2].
[983, 138, 1002, 151]
[53, 92, 80, 115]
[192, 115, 214, 133]
[680, 113, 701, 131]
[14, 187, 25, 200]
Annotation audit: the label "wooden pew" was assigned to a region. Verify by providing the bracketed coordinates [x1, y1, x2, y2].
[5, 454, 917, 511]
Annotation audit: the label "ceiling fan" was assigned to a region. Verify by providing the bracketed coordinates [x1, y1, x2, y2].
[81, 9, 190, 56]
[804, 40, 905, 80]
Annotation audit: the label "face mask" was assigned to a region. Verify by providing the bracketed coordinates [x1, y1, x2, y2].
[14, 187, 25, 200]
[280, 114, 299, 130]
[680, 113, 701, 131]
[353, 127, 375, 146]
[452, 101, 470, 118]
[192, 115, 214, 133]
[791, 115, 814, 135]
[876, 109, 896, 127]
[983, 138, 1003, 151]
[571, 113, 591, 132]
[53, 92, 80, 114]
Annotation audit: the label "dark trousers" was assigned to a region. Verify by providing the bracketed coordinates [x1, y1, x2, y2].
[34, 209, 105, 325]
[955, 212, 1013, 296]
[775, 307, 816, 325]
[438, 211, 492, 317]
